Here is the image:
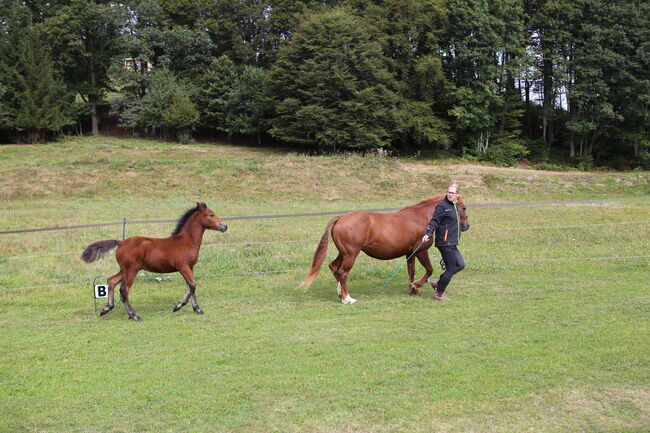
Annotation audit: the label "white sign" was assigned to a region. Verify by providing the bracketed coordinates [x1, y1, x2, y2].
[94, 284, 109, 299]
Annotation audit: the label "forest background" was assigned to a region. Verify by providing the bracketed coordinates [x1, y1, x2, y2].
[1, 0, 649, 170]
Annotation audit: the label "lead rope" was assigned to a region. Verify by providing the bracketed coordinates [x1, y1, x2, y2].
[377, 240, 426, 292]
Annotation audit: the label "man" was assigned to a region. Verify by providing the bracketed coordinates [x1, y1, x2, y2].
[421, 183, 466, 301]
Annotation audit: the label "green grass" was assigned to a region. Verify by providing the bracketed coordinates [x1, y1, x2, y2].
[1, 136, 649, 433]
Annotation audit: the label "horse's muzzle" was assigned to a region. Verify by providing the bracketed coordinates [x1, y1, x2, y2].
[461, 223, 470, 232]
[217, 223, 228, 232]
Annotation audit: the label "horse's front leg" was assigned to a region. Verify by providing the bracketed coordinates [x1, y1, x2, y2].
[174, 268, 202, 314]
[407, 255, 421, 295]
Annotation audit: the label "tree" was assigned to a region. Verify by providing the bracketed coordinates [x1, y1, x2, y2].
[195, 55, 238, 133]
[162, 90, 199, 143]
[0, 7, 73, 142]
[224, 66, 265, 143]
[144, 26, 215, 79]
[358, 0, 452, 149]
[139, 68, 181, 134]
[266, 8, 399, 152]
[442, 0, 528, 155]
[40, 0, 128, 135]
[564, 0, 645, 159]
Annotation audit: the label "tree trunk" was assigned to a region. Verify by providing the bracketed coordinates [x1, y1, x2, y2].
[542, 37, 554, 144]
[89, 52, 99, 135]
[525, 77, 532, 138]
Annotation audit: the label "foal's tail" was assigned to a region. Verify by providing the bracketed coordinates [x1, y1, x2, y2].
[301, 217, 339, 290]
[81, 240, 120, 263]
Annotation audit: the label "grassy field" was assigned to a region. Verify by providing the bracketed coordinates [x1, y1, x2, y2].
[1, 136, 649, 433]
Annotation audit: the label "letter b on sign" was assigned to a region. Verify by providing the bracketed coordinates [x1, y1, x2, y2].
[94, 284, 108, 298]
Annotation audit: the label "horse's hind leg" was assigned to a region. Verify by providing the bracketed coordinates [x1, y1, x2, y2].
[100, 272, 122, 316]
[329, 253, 344, 299]
[412, 250, 434, 290]
[338, 252, 360, 304]
[407, 256, 421, 295]
[174, 267, 202, 314]
[120, 269, 142, 322]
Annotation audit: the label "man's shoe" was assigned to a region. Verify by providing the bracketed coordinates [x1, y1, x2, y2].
[434, 292, 450, 301]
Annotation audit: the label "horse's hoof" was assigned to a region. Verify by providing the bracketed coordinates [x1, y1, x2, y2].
[341, 296, 357, 305]
[99, 308, 111, 316]
[193, 308, 204, 315]
[408, 288, 422, 296]
[130, 315, 143, 322]
[430, 278, 440, 289]
[173, 303, 183, 312]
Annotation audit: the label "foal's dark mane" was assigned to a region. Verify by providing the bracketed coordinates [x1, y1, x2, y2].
[171, 206, 199, 236]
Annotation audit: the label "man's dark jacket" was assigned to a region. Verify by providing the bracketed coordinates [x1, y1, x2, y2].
[425, 197, 461, 246]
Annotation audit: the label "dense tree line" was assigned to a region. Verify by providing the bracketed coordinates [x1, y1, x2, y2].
[0, 0, 648, 168]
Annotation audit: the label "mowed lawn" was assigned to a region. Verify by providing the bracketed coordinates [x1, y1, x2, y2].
[1, 137, 649, 433]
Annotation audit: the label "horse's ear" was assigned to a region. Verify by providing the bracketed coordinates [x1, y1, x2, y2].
[197, 202, 207, 210]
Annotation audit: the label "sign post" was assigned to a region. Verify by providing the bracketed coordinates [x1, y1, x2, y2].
[92, 276, 108, 312]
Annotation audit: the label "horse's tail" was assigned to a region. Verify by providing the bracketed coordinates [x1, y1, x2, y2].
[301, 217, 340, 291]
[81, 240, 120, 263]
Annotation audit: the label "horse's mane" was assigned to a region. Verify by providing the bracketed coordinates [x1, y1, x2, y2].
[171, 206, 199, 236]
[414, 195, 445, 206]
[404, 195, 446, 211]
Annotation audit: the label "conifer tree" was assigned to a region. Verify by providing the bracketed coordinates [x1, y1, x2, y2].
[0, 14, 72, 142]
[266, 8, 399, 152]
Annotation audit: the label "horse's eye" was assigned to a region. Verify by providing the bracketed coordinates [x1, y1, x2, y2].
[210, 214, 215, 218]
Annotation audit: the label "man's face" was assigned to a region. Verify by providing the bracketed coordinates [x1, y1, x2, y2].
[447, 187, 458, 202]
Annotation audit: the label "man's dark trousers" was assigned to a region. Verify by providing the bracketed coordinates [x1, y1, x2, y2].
[436, 245, 465, 293]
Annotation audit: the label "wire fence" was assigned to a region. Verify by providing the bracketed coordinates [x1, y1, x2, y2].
[2, 196, 648, 235]
[1, 197, 648, 291]
[1, 219, 649, 261]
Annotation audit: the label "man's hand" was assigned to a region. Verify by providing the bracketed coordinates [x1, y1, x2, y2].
[422, 234, 430, 243]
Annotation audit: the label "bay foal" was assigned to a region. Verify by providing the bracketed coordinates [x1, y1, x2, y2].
[82, 202, 227, 321]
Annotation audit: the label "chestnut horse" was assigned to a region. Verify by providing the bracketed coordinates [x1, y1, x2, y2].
[81, 202, 227, 321]
[301, 196, 469, 303]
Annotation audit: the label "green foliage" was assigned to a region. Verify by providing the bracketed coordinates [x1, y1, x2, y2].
[572, 154, 594, 171]
[139, 69, 181, 130]
[146, 27, 215, 79]
[38, 0, 129, 134]
[196, 56, 238, 131]
[110, 67, 199, 143]
[162, 90, 199, 143]
[483, 138, 529, 167]
[0, 12, 73, 142]
[224, 66, 265, 141]
[639, 151, 650, 170]
[449, 83, 499, 153]
[0, 0, 647, 166]
[526, 139, 551, 163]
[266, 8, 400, 152]
[396, 100, 451, 148]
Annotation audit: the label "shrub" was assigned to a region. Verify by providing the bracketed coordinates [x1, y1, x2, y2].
[638, 151, 650, 170]
[483, 139, 529, 167]
[572, 155, 594, 171]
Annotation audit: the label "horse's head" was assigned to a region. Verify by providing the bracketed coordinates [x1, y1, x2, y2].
[456, 197, 470, 232]
[196, 202, 228, 232]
